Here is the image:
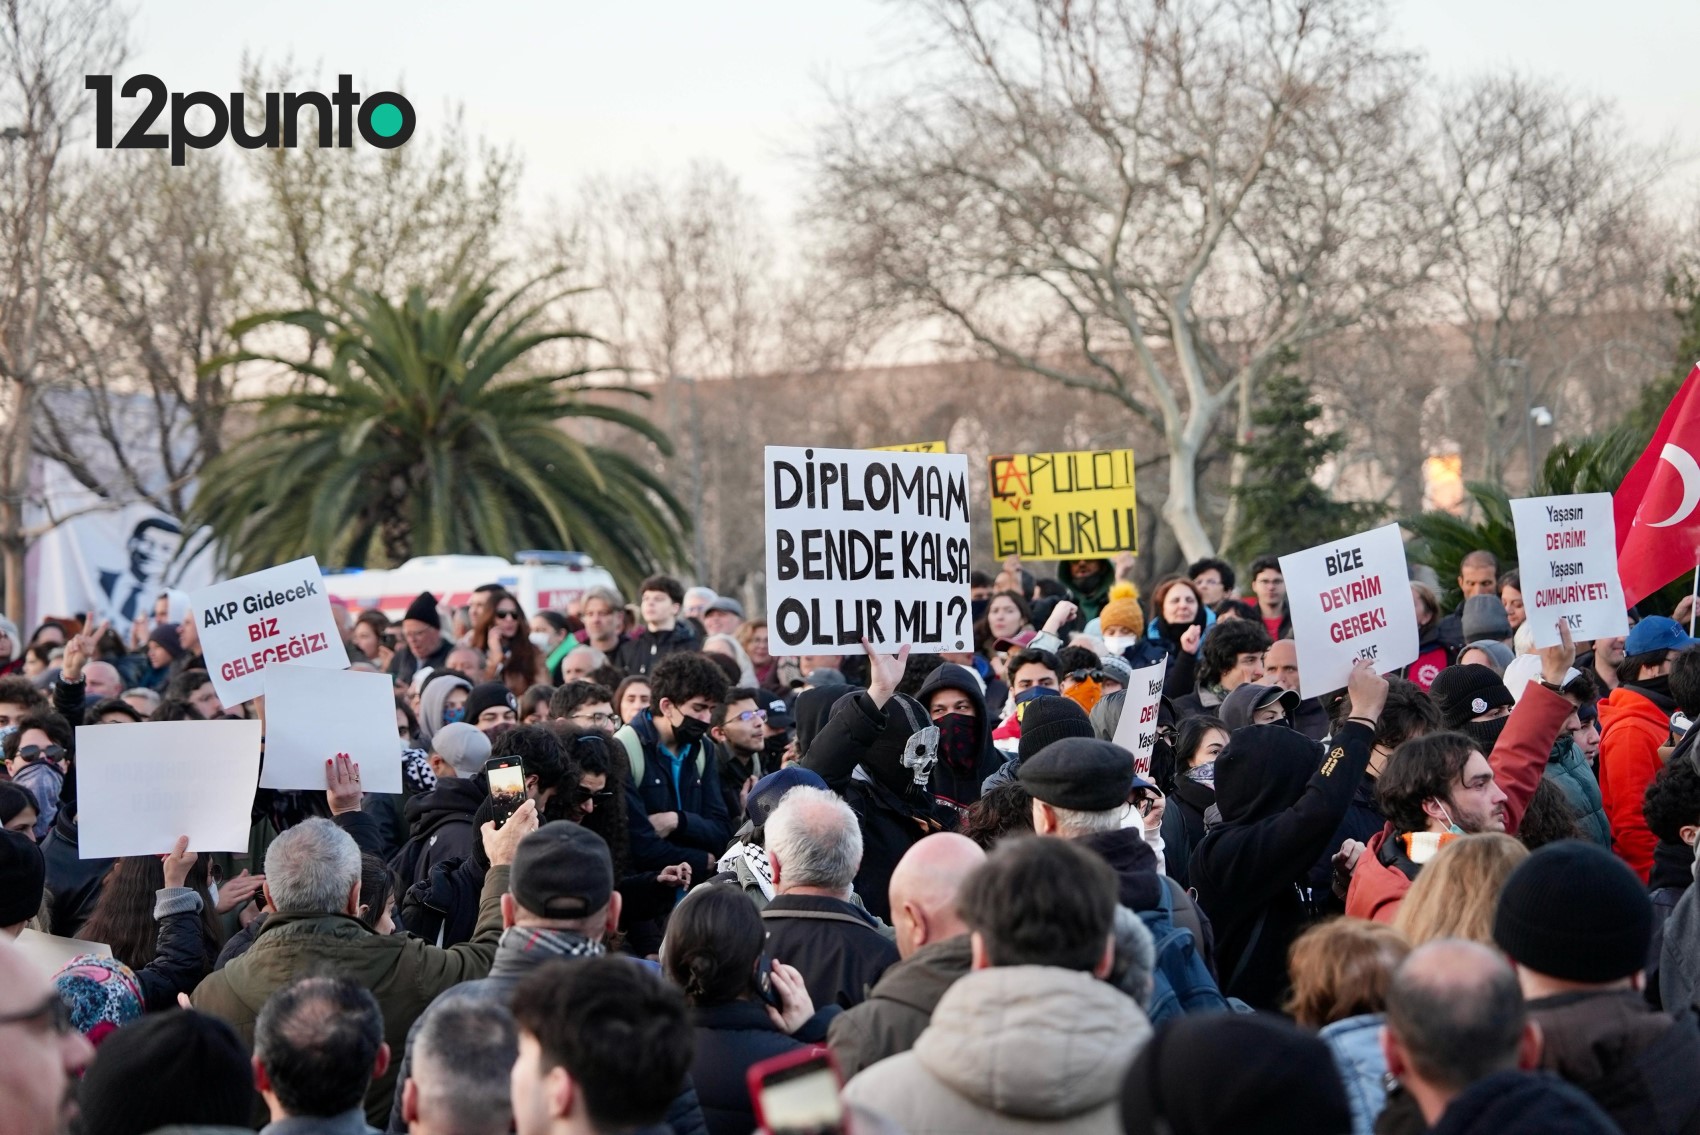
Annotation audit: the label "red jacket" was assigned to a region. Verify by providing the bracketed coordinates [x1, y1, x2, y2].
[1346, 683, 1572, 922]
[1597, 686, 1675, 882]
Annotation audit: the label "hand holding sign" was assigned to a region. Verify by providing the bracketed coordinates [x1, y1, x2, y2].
[1510, 494, 1629, 648]
[864, 638, 912, 709]
[1281, 524, 1419, 699]
[191, 556, 350, 705]
[1539, 619, 1577, 686]
[1345, 659, 1389, 724]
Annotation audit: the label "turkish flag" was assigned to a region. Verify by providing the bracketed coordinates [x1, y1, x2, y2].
[1616, 364, 1700, 606]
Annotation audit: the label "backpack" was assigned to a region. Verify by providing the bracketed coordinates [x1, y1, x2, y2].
[1138, 878, 1230, 1025]
[614, 723, 707, 790]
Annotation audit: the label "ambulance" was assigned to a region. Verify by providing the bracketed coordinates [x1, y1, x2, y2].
[321, 551, 621, 619]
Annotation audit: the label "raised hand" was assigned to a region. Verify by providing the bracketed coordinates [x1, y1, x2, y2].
[863, 638, 911, 708]
[62, 620, 109, 684]
[1346, 659, 1389, 723]
[482, 798, 539, 866]
[325, 753, 363, 815]
[1539, 619, 1578, 686]
[162, 835, 197, 889]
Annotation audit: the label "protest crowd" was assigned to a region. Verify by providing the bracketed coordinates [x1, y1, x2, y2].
[4, 454, 1700, 1135]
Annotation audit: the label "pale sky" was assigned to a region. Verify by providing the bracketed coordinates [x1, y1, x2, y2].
[130, 0, 1700, 230]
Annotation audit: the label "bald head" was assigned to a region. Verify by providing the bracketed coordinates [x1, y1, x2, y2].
[83, 660, 123, 699]
[1263, 639, 1300, 693]
[888, 833, 986, 958]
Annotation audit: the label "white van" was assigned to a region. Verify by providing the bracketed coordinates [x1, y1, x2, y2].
[322, 551, 621, 619]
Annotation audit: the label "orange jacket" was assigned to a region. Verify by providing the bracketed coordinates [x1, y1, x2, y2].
[1346, 683, 1572, 921]
[1597, 686, 1675, 882]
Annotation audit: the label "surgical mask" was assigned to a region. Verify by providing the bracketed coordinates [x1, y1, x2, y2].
[442, 706, 466, 724]
[935, 712, 978, 772]
[1104, 634, 1139, 656]
[529, 632, 552, 651]
[1434, 800, 1466, 837]
[670, 711, 711, 747]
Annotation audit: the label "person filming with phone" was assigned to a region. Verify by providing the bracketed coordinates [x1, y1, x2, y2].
[662, 885, 838, 1135]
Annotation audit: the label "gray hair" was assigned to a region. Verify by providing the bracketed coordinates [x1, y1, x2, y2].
[1051, 803, 1128, 836]
[579, 586, 623, 613]
[412, 997, 518, 1135]
[122, 687, 162, 711]
[1110, 905, 1156, 1009]
[264, 817, 362, 914]
[766, 786, 863, 894]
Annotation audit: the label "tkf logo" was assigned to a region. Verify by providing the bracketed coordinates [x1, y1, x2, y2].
[84, 74, 415, 166]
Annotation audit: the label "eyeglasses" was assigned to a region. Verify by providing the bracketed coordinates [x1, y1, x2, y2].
[15, 744, 64, 764]
[571, 712, 619, 726]
[729, 709, 767, 724]
[495, 610, 521, 621]
[0, 994, 73, 1036]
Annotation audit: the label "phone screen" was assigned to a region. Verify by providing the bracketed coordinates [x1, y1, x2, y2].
[487, 758, 527, 827]
[755, 1056, 842, 1135]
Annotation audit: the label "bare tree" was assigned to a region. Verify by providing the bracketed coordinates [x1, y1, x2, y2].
[1433, 74, 1669, 489]
[805, 0, 1440, 561]
[0, 0, 125, 622]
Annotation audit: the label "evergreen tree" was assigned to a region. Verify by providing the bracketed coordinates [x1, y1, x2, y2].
[1225, 366, 1383, 562]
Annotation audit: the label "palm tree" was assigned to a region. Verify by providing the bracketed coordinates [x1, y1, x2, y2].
[186, 276, 690, 591]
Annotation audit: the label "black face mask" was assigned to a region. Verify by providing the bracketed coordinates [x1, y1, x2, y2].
[670, 711, 711, 747]
[1460, 715, 1510, 755]
[935, 712, 978, 772]
[971, 598, 990, 623]
[1635, 674, 1674, 699]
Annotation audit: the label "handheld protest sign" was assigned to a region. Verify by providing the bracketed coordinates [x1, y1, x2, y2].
[1280, 524, 1419, 700]
[74, 720, 262, 858]
[872, 441, 947, 453]
[260, 665, 403, 793]
[190, 556, 351, 706]
[1510, 493, 1630, 648]
[989, 449, 1138, 559]
[764, 445, 972, 656]
[1110, 658, 1167, 778]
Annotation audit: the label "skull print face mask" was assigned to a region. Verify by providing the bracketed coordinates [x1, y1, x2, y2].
[902, 723, 940, 789]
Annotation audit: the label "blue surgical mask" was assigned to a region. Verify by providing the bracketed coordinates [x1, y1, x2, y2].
[443, 706, 466, 724]
[1434, 800, 1465, 837]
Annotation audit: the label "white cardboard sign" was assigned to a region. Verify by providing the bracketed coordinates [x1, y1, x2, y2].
[1511, 493, 1630, 648]
[1280, 524, 1419, 700]
[260, 665, 403, 794]
[1111, 659, 1167, 778]
[190, 556, 350, 706]
[764, 446, 973, 655]
[75, 721, 262, 858]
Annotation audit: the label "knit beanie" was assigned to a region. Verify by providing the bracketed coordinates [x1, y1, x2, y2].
[403, 590, 441, 629]
[78, 1009, 256, 1135]
[1099, 581, 1145, 636]
[464, 682, 518, 725]
[1493, 840, 1652, 984]
[146, 623, 184, 660]
[53, 955, 142, 1039]
[1428, 664, 1515, 729]
[1018, 693, 1096, 761]
[1461, 594, 1514, 642]
[0, 827, 44, 926]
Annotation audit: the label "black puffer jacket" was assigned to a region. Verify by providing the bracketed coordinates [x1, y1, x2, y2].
[613, 621, 700, 677]
[913, 664, 998, 808]
[799, 690, 957, 920]
[688, 1000, 838, 1135]
[392, 777, 485, 889]
[1189, 722, 1373, 1010]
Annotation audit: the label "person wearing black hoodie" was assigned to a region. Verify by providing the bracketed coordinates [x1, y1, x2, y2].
[800, 644, 957, 920]
[914, 663, 999, 809]
[390, 723, 492, 890]
[1188, 661, 1385, 1010]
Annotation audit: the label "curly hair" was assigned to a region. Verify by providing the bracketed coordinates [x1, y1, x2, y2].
[960, 783, 1035, 849]
[553, 724, 632, 877]
[1645, 752, 1700, 845]
[1286, 917, 1409, 1028]
[649, 651, 730, 711]
[1198, 619, 1273, 687]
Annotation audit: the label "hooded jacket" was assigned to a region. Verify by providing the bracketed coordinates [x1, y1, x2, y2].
[192, 866, 510, 1129]
[1189, 722, 1373, 1010]
[828, 935, 973, 1080]
[1346, 682, 1572, 923]
[613, 621, 699, 677]
[793, 684, 855, 760]
[915, 664, 998, 808]
[1060, 559, 1115, 621]
[1527, 989, 1700, 1135]
[799, 690, 957, 920]
[1075, 827, 1214, 972]
[841, 965, 1151, 1135]
[392, 777, 484, 888]
[1599, 682, 1677, 881]
[1428, 1070, 1625, 1135]
[416, 674, 471, 748]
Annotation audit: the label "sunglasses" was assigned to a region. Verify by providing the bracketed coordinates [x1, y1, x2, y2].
[569, 786, 616, 805]
[495, 609, 521, 620]
[15, 743, 64, 764]
[1066, 668, 1109, 684]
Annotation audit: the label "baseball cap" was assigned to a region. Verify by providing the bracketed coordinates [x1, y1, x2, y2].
[509, 822, 614, 919]
[765, 696, 795, 730]
[705, 596, 744, 617]
[803, 668, 846, 688]
[1625, 615, 1700, 657]
[431, 722, 491, 769]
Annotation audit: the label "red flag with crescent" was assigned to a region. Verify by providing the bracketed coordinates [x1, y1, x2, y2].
[1616, 364, 1700, 606]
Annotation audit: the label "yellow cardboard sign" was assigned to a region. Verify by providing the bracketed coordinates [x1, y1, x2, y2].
[989, 449, 1138, 558]
[872, 441, 947, 454]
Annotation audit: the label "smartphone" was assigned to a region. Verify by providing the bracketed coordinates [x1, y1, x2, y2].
[486, 756, 527, 829]
[747, 1048, 844, 1135]
[755, 955, 783, 1010]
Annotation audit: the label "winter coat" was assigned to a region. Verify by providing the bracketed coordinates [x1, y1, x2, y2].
[915, 664, 1000, 808]
[1528, 989, 1700, 1135]
[1077, 827, 1215, 974]
[1599, 682, 1677, 881]
[1190, 722, 1372, 1010]
[1652, 838, 1698, 1011]
[391, 777, 484, 889]
[1346, 683, 1571, 923]
[1428, 1070, 1625, 1135]
[621, 709, 732, 877]
[799, 690, 957, 920]
[1169, 684, 1225, 724]
[192, 865, 510, 1128]
[715, 741, 757, 830]
[1543, 734, 1610, 848]
[828, 935, 973, 1080]
[1321, 1013, 1390, 1135]
[841, 965, 1152, 1135]
[613, 622, 700, 677]
[689, 999, 839, 1135]
[387, 637, 451, 688]
[137, 887, 217, 1011]
[40, 811, 114, 939]
[1160, 773, 1213, 891]
[760, 893, 901, 1011]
